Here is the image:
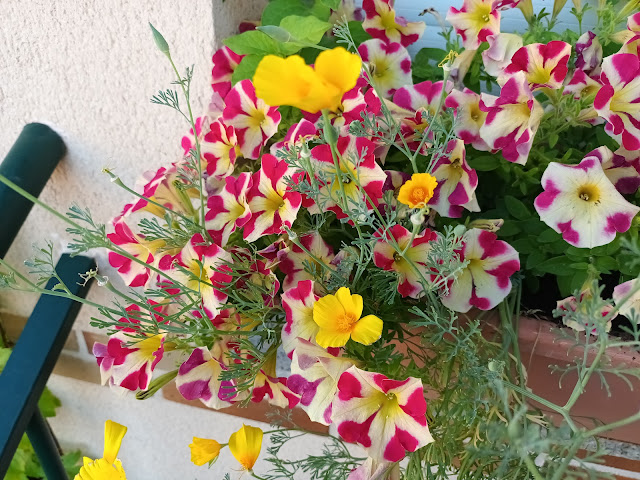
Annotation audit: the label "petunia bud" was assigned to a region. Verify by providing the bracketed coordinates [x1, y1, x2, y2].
[552, 0, 568, 19]
[149, 23, 170, 58]
[468, 218, 504, 232]
[518, 0, 534, 20]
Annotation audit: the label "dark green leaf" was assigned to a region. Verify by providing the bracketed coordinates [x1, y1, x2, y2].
[262, 0, 331, 26]
[526, 251, 546, 270]
[535, 256, 574, 276]
[348, 21, 371, 46]
[469, 155, 501, 171]
[537, 229, 561, 243]
[594, 256, 618, 273]
[231, 54, 263, 84]
[497, 222, 521, 237]
[504, 195, 531, 220]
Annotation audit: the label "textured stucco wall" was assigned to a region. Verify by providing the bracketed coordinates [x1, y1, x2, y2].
[0, 0, 266, 322]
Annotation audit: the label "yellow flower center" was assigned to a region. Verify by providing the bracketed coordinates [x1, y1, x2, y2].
[248, 108, 266, 129]
[578, 184, 601, 203]
[410, 187, 427, 204]
[336, 312, 358, 332]
[380, 10, 398, 31]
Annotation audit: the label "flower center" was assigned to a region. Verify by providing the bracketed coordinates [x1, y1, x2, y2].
[578, 184, 600, 204]
[482, 13, 490, 22]
[336, 312, 358, 332]
[393, 252, 402, 262]
[410, 187, 427, 204]
[248, 108, 266, 129]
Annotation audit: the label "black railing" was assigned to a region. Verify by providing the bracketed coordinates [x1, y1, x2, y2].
[0, 124, 95, 479]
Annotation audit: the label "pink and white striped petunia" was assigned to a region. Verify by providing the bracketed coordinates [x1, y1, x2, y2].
[251, 370, 300, 409]
[362, 0, 426, 47]
[575, 31, 603, 75]
[358, 40, 412, 98]
[594, 53, 640, 151]
[329, 0, 365, 24]
[222, 79, 281, 159]
[615, 12, 640, 56]
[93, 332, 165, 392]
[534, 156, 640, 248]
[439, 228, 520, 312]
[303, 80, 373, 132]
[281, 280, 320, 357]
[107, 219, 165, 288]
[429, 139, 480, 217]
[243, 154, 302, 242]
[211, 46, 244, 99]
[564, 69, 602, 100]
[446, 0, 501, 50]
[201, 118, 239, 179]
[479, 72, 543, 165]
[164, 233, 233, 319]
[613, 279, 640, 321]
[288, 339, 357, 425]
[585, 146, 640, 194]
[502, 41, 571, 90]
[481, 33, 523, 78]
[310, 136, 387, 220]
[181, 116, 208, 157]
[278, 233, 336, 292]
[332, 366, 434, 462]
[271, 119, 320, 156]
[205, 172, 253, 247]
[176, 345, 235, 409]
[373, 225, 437, 298]
[445, 89, 492, 151]
[556, 291, 616, 335]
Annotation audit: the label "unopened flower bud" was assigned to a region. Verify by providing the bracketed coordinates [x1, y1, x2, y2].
[468, 219, 504, 233]
[453, 224, 467, 238]
[410, 211, 425, 227]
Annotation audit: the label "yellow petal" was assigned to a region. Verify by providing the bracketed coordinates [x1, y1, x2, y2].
[103, 420, 127, 464]
[229, 424, 263, 470]
[313, 293, 346, 328]
[351, 315, 383, 345]
[334, 287, 357, 315]
[315, 47, 362, 98]
[189, 437, 222, 466]
[315, 328, 352, 348]
[75, 458, 126, 480]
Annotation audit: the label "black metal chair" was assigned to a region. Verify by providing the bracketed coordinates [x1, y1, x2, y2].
[0, 124, 95, 479]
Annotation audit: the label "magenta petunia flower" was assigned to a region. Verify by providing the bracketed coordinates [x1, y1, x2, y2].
[243, 154, 302, 242]
[201, 118, 239, 179]
[211, 46, 243, 99]
[479, 72, 543, 165]
[278, 233, 336, 292]
[613, 278, 640, 321]
[585, 146, 640, 195]
[222, 79, 281, 159]
[445, 88, 493, 151]
[362, 0, 426, 47]
[575, 31, 603, 75]
[332, 366, 434, 462]
[502, 41, 571, 90]
[205, 172, 252, 247]
[447, 0, 501, 50]
[438, 228, 520, 312]
[251, 370, 300, 409]
[358, 39, 412, 97]
[534, 156, 640, 248]
[281, 280, 321, 357]
[594, 53, 640, 151]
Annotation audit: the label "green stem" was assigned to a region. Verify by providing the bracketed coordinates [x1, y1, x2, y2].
[523, 454, 544, 480]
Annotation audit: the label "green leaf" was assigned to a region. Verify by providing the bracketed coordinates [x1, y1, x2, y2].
[469, 155, 501, 171]
[537, 229, 561, 243]
[504, 195, 531, 221]
[349, 21, 371, 46]
[526, 251, 546, 270]
[320, 0, 341, 9]
[510, 238, 535, 254]
[224, 30, 284, 56]
[62, 450, 83, 478]
[535, 256, 574, 276]
[497, 222, 521, 237]
[412, 48, 448, 79]
[38, 386, 61, 418]
[0, 347, 11, 373]
[280, 15, 332, 46]
[262, 0, 331, 26]
[231, 54, 264, 84]
[548, 132, 559, 148]
[594, 256, 618, 273]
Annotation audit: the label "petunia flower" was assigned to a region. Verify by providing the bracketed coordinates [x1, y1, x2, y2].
[429, 139, 480, 217]
[74, 420, 127, 480]
[332, 366, 434, 462]
[222, 79, 281, 159]
[309, 136, 387, 220]
[534, 156, 640, 248]
[481, 33, 523, 78]
[446, 0, 501, 50]
[189, 437, 222, 466]
[176, 344, 236, 409]
[229, 424, 263, 471]
[163, 233, 233, 319]
[614, 12, 640, 56]
[564, 69, 602, 100]
[243, 154, 302, 242]
[201, 118, 239, 179]
[362, 0, 426, 47]
[556, 290, 616, 335]
[373, 225, 437, 298]
[438, 228, 520, 312]
[281, 280, 321, 356]
[594, 53, 640, 151]
[253, 47, 362, 114]
[502, 41, 571, 90]
[211, 46, 244, 99]
[278, 233, 336, 292]
[205, 172, 252, 247]
[330, 0, 365, 24]
[358, 39, 412, 97]
[445, 88, 493, 151]
[397, 173, 438, 209]
[348, 457, 400, 480]
[313, 287, 383, 348]
[107, 219, 165, 288]
[585, 146, 640, 195]
[251, 356, 300, 409]
[613, 278, 640, 321]
[302, 79, 373, 131]
[479, 72, 543, 165]
[93, 332, 165, 392]
[575, 31, 603, 75]
[288, 339, 358, 424]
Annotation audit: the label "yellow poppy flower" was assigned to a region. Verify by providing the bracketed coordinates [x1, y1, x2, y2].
[397, 173, 438, 209]
[75, 420, 127, 480]
[313, 287, 383, 348]
[228, 424, 263, 471]
[253, 47, 362, 113]
[189, 437, 222, 466]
